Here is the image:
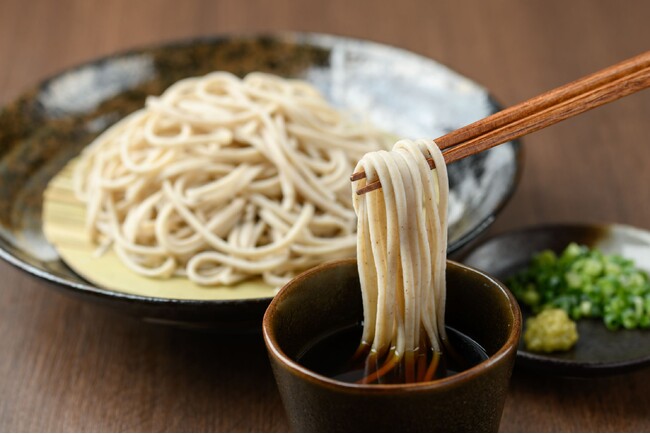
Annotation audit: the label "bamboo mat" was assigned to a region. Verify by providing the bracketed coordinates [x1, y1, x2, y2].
[42, 159, 275, 300]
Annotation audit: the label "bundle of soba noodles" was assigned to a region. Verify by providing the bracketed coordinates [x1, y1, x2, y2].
[73, 72, 392, 288]
[352, 139, 449, 384]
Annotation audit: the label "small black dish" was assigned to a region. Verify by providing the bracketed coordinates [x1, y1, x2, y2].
[462, 223, 650, 377]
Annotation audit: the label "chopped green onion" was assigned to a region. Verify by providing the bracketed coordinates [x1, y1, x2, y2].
[507, 243, 650, 331]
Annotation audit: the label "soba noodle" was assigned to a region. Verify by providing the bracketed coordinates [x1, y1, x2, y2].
[73, 72, 391, 288]
[352, 138, 448, 383]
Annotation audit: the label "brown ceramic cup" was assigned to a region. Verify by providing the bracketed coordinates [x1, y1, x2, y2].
[263, 259, 522, 432]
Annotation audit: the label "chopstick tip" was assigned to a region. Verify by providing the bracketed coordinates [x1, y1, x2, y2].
[356, 181, 381, 195]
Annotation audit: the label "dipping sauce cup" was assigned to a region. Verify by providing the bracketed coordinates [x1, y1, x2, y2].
[263, 259, 521, 432]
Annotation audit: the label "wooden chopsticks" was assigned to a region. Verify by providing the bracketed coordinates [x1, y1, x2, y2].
[352, 50, 650, 195]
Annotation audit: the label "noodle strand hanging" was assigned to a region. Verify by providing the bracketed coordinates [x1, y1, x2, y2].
[352, 138, 449, 384]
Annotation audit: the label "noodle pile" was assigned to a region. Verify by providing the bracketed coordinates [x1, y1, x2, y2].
[352, 138, 449, 383]
[73, 72, 391, 288]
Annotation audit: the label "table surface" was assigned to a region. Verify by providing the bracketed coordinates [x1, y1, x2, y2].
[1, 0, 649, 431]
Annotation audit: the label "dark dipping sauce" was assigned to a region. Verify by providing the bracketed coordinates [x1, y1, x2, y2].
[297, 324, 489, 384]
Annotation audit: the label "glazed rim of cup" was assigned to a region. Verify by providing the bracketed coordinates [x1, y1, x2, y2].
[262, 258, 522, 392]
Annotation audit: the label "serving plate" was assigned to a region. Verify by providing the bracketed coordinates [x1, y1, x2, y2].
[0, 33, 521, 330]
[462, 223, 650, 376]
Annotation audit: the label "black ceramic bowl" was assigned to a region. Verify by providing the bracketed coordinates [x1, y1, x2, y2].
[263, 259, 522, 432]
[0, 33, 522, 330]
[463, 223, 650, 376]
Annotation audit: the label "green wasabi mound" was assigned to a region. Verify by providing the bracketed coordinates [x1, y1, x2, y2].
[524, 308, 578, 353]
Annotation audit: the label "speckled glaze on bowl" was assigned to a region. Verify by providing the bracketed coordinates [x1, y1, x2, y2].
[0, 33, 521, 330]
[263, 259, 521, 432]
[462, 223, 650, 376]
